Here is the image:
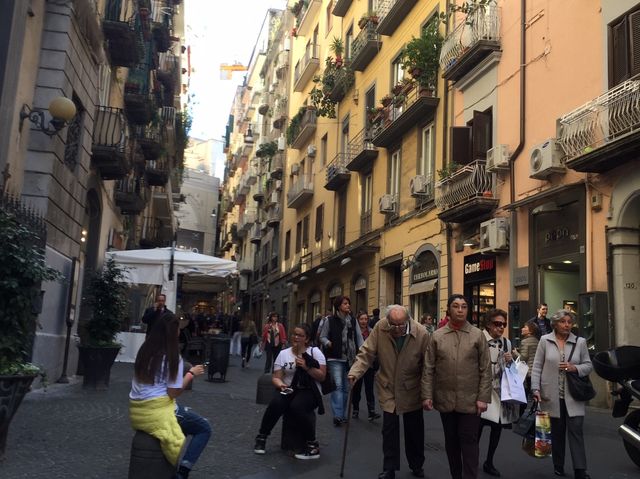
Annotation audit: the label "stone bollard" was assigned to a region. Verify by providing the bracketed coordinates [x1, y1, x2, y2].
[281, 411, 316, 453]
[256, 373, 275, 405]
[128, 431, 175, 479]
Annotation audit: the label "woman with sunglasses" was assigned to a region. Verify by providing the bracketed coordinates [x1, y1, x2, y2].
[478, 309, 520, 477]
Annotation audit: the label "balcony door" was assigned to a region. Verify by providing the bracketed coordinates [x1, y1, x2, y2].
[336, 189, 347, 249]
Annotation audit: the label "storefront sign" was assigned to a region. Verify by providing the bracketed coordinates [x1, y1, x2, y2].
[464, 253, 496, 283]
[411, 251, 439, 284]
[534, 200, 582, 261]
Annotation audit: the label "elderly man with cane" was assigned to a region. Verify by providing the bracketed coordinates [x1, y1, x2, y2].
[348, 305, 430, 479]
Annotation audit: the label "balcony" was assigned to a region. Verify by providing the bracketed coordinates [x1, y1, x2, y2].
[332, 0, 352, 16]
[161, 106, 176, 154]
[287, 173, 314, 209]
[266, 204, 283, 227]
[91, 107, 131, 180]
[440, 5, 501, 83]
[151, 0, 173, 52]
[350, 22, 382, 72]
[115, 176, 147, 215]
[325, 153, 351, 191]
[145, 157, 169, 186]
[139, 217, 169, 248]
[327, 65, 355, 102]
[238, 209, 258, 236]
[289, 109, 317, 149]
[371, 84, 439, 147]
[249, 222, 262, 244]
[237, 257, 255, 274]
[124, 70, 154, 125]
[435, 160, 498, 224]
[157, 52, 180, 89]
[346, 128, 378, 171]
[376, 0, 418, 36]
[296, 0, 321, 37]
[102, 0, 140, 67]
[558, 80, 640, 173]
[269, 153, 284, 179]
[294, 43, 320, 92]
[133, 124, 162, 160]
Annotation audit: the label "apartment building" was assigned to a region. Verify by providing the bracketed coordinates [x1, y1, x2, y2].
[0, 0, 189, 379]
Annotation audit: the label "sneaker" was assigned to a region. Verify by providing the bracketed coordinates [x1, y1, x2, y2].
[368, 411, 381, 421]
[254, 434, 267, 454]
[352, 409, 359, 419]
[294, 441, 320, 460]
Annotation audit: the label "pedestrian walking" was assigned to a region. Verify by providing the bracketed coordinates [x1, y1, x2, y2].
[531, 309, 593, 479]
[261, 312, 287, 373]
[350, 310, 380, 421]
[320, 295, 363, 426]
[349, 305, 430, 479]
[129, 312, 211, 479]
[423, 294, 492, 479]
[240, 314, 258, 368]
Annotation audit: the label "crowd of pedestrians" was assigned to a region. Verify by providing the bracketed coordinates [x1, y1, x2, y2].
[129, 294, 593, 479]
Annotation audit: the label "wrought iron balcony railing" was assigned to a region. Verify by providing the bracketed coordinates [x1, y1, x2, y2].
[289, 109, 317, 149]
[439, 5, 501, 82]
[376, 0, 418, 36]
[294, 43, 320, 92]
[287, 173, 314, 208]
[325, 153, 351, 191]
[92, 106, 131, 179]
[435, 160, 498, 223]
[558, 79, 640, 172]
[346, 128, 378, 171]
[350, 22, 381, 72]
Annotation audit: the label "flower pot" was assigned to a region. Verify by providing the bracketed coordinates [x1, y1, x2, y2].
[0, 374, 36, 457]
[483, 190, 493, 198]
[381, 97, 392, 107]
[78, 345, 121, 390]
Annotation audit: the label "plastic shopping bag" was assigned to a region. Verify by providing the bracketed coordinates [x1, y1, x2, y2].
[515, 357, 529, 383]
[534, 411, 552, 458]
[501, 362, 527, 404]
[252, 344, 263, 359]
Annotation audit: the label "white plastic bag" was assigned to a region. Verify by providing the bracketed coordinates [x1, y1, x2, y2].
[501, 362, 527, 404]
[515, 357, 529, 383]
[252, 344, 263, 359]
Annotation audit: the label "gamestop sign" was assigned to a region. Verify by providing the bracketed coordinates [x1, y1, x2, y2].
[463, 253, 496, 282]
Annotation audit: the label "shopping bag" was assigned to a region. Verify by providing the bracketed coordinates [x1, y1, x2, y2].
[480, 389, 501, 423]
[534, 411, 552, 458]
[514, 357, 529, 383]
[513, 399, 538, 438]
[501, 362, 527, 404]
[252, 344, 263, 359]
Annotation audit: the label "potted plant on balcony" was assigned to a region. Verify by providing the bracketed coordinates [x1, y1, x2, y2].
[401, 21, 444, 94]
[380, 94, 393, 107]
[330, 37, 344, 67]
[78, 258, 129, 390]
[358, 11, 379, 29]
[0, 206, 61, 457]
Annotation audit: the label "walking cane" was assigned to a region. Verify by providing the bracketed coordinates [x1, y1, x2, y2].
[340, 386, 354, 477]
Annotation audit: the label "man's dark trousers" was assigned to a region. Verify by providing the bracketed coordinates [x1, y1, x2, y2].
[382, 408, 424, 472]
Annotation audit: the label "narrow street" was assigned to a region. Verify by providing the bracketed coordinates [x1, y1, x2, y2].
[1, 357, 637, 479]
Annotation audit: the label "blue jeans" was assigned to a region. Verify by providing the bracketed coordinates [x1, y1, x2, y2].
[328, 360, 349, 420]
[176, 404, 211, 469]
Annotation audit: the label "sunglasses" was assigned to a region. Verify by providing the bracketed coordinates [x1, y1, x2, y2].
[492, 322, 507, 328]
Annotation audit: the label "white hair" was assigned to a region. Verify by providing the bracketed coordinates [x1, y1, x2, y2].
[384, 304, 412, 322]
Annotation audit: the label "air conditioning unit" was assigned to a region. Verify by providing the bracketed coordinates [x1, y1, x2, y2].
[486, 144, 510, 172]
[275, 179, 282, 191]
[529, 139, 565, 179]
[410, 175, 432, 197]
[378, 194, 396, 214]
[479, 217, 509, 252]
[307, 145, 317, 157]
[277, 136, 286, 151]
[291, 163, 299, 175]
[270, 191, 279, 203]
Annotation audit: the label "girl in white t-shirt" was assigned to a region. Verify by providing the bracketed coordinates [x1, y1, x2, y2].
[253, 323, 326, 460]
[129, 312, 210, 479]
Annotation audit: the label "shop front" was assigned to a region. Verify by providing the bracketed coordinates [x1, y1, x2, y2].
[409, 247, 439, 322]
[463, 253, 496, 328]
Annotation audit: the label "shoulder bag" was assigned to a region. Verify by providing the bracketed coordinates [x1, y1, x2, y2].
[565, 340, 596, 402]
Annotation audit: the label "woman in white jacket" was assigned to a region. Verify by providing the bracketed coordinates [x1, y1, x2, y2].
[531, 309, 593, 479]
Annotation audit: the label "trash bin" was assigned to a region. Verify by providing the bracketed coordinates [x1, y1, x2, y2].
[207, 335, 230, 382]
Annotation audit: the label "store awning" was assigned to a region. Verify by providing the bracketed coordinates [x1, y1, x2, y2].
[409, 278, 437, 296]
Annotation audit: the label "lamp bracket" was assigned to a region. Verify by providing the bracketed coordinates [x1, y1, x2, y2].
[19, 104, 65, 137]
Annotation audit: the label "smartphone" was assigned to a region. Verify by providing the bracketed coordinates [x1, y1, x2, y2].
[202, 361, 210, 367]
[280, 387, 293, 395]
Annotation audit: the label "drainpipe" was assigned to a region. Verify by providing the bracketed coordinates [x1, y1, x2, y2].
[509, 0, 527, 302]
[444, 0, 452, 302]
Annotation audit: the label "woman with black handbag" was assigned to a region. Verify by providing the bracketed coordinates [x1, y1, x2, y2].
[531, 309, 593, 479]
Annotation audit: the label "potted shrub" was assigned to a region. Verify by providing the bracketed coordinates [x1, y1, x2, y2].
[401, 21, 444, 92]
[358, 11, 379, 29]
[0, 206, 60, 457]
[380, 94, 393, 107]
[330, 37, 344, 67]
[78, 258, 129, 390]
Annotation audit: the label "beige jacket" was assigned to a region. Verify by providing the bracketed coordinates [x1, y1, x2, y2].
[423, 321, 492, 414]
[349, 318, 430, 415]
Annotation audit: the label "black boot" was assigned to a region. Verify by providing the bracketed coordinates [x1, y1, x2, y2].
[175, 465, 190, 479]
[254, 434, 267, 454]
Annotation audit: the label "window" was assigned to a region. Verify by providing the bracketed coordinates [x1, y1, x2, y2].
[450, 109, 493, 165]
[341, 115, 350, 152]
[419, 123, 435, 180]
[97, 64, 111, 106]
[285, 230, 291, 259]
[315, 204, 324, 241]
[320, 134, 328, 166]
[302, 215, 310, 249]
[295, 221, 302, 253]
[389, 149, 401, 198]
[392, 54, 405, 86]
[345, 26, 353, 60]
[361, 173, 373, 234]
[365, 86, 376, 130]
[609, 7, 640, 87]
[369, 0, 380, 14]
[326, 1, 333, 35]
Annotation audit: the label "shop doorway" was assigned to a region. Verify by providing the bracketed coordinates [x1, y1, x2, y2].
[539, 262, 580, 314]
[465, 283, 495, 328]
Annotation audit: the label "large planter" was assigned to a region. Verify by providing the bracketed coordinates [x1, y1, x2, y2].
[0, 374, 36, 457]
[78, 345, 121, 390]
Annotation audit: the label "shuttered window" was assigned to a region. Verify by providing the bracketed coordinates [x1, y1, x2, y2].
[609, 8, 640, 87]
[315, 204, 324, 242]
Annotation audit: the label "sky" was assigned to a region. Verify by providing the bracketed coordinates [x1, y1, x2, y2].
[185, 0, 288, 178]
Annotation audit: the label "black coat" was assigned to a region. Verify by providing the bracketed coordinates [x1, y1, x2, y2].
[141, 306, 173, 336]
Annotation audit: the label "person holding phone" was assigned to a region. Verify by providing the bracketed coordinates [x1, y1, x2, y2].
[141, 293, 173, 337]
[254, 324, 326, 460]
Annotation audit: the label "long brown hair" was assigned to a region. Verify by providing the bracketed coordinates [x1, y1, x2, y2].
[134, 312, 180, 384]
